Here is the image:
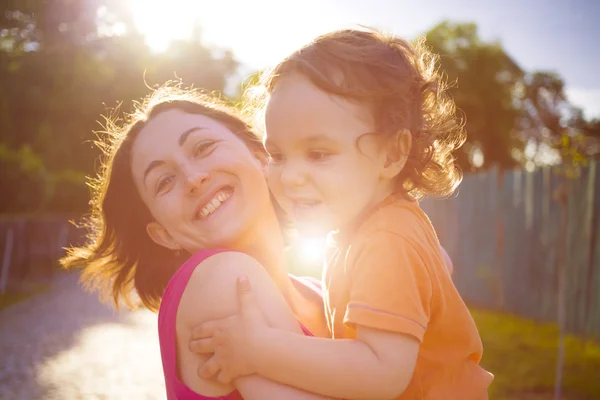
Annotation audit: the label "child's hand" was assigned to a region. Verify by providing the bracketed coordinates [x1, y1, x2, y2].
[189, 276, 269, 384]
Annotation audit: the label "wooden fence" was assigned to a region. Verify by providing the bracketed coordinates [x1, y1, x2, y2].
[422, 161, 600, 341]
[0, 216, 83, 292]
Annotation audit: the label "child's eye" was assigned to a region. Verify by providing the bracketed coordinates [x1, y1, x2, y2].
[307, 150, 331, 162]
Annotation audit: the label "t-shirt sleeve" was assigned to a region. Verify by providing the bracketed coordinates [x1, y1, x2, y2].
[343, 230, 433, 342]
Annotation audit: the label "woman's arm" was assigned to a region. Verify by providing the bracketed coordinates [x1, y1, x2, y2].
[177, 251, 332, 400]
[192, 283, 419, 400]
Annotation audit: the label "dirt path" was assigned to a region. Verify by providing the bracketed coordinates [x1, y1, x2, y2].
[0, 272, 165, 399]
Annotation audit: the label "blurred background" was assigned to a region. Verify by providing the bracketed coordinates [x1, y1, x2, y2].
[0, 0, 599, 399]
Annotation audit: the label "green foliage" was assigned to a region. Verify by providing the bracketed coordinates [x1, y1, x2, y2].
[0, 143, 49, 212]
[0, 143, 89, 212]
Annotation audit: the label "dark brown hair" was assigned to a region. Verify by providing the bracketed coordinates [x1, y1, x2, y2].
[61, 85, 267, 312]
[247, 27, 465, 198]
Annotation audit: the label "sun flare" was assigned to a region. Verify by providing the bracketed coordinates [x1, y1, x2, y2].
[127, 0, 345, 67]
[297, 236, 327, 265]
[128, 0, 202, 52]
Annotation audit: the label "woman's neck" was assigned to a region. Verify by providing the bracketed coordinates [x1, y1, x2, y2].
[239, 204, 296, 302]
[239, 205, 323, 327]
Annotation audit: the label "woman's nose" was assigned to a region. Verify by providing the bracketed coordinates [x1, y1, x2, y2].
[184, 168, 210, 194]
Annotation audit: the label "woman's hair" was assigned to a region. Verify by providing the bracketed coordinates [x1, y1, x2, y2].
[61, 84, 269, 312]
[246, 27, 466, 199]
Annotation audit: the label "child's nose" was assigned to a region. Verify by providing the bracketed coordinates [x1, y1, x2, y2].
[280, 161, 308, 187]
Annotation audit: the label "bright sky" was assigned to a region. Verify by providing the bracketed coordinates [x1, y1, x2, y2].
[128, 0, 600, 119]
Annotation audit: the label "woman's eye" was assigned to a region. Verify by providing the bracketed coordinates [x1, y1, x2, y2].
[193, 141, 217, 157]
[156, 176, 174, 194]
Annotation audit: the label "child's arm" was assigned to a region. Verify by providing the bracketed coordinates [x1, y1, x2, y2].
[252, 320, 420, 399]
[191, 279, 420, 400]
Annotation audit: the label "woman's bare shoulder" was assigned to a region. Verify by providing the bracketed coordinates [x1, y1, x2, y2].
[178, 251, 296, 329]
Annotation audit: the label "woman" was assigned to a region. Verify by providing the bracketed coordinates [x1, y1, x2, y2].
[61, 85, 331, 399]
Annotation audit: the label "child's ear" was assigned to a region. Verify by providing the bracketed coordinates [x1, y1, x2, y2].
[381, 129, 412, 179]
[146, 222, 181, 251]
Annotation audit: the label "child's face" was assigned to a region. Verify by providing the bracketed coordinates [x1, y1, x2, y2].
[264, 73, 394, 236]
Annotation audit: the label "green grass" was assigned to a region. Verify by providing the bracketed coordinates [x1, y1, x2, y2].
[0, 283, 49, 311]
[472, 308, 600, 400]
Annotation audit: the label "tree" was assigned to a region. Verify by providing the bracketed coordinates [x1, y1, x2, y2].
[424, 21, 599, 170]
[425, 21, 524, 171]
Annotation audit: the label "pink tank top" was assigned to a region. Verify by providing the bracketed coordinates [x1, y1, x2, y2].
[158, 249, 321, 399]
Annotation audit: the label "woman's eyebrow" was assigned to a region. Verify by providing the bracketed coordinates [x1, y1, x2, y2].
[178, 126, 207, 147]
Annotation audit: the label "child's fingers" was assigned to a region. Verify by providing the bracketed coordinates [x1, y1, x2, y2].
[189, 337, 216, 354]
[237, 275, 257, 314]
[191, 320, 222, 339]
[198, 355, 222, 379]
[217, 368, 234, 385]
[237, 276, 264, 322]
[237, 275, 252, 293]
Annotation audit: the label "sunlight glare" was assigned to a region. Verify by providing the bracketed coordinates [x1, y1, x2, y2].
[297, 236, 327, 265]
[37, 311, 164, 397]
[127, 0, 347, 67]
[128, 0, 200, 52]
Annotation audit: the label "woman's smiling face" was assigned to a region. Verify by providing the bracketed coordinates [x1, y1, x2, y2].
[130, 109, 271, 253]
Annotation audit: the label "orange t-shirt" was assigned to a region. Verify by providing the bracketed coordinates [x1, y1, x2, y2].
[323, 194, 493, 399]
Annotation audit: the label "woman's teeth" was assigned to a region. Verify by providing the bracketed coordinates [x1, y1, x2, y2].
[198, 190, 231, 219]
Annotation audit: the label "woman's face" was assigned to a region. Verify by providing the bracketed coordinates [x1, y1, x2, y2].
[130, 109, 271, 253]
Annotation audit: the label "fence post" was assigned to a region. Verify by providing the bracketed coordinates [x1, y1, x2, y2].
[554, 180, 569, 400]
[525, 169, 534, 231]
[582, 161, 597, 339]
[0, 228, 14, 294]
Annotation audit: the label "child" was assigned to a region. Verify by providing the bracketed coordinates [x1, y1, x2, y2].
[190, 27, 492, 399]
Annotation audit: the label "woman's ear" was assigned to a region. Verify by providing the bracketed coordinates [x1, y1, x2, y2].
[381, 129, 412, 180]
[146, 221, 181, 250]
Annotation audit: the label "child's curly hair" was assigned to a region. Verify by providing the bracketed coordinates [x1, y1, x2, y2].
[245, 27, 465, 199]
